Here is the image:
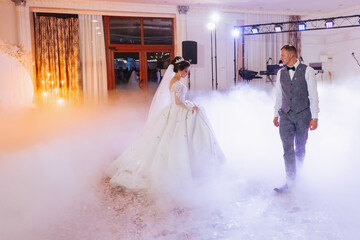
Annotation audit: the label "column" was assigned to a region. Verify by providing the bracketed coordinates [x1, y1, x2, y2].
[177, 5, 189, 55]
[11, 0, 31, 51]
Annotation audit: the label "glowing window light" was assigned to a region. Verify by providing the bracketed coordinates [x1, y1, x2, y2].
[43, 92, 48, 96]
[325, 19, 334, 28]
[298, 22, 306, 31]
[251, 26, 259, 34]
[274, 25, 283, 32]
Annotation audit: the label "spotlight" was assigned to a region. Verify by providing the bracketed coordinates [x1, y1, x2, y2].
[232, 28, 241, 37]
[325, 19, 334, 28]
[207, 22, 216, 31]
[274, 24, 283, 32]
[251, 26, 259, 34]
[298, 22, 306, 31]
[211, 12, 220, 23]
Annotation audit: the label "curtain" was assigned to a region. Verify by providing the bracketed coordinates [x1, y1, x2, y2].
[236, 13, 289, 84]
[289, 15, 302, 59]
[78, 15, 107, 103]
[35, 16, 80, 100]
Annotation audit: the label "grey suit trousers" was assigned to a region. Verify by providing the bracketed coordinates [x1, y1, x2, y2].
[278, 108, 311, 182]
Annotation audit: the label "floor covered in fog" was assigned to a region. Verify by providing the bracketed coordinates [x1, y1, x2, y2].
[1, 79, 360, 240]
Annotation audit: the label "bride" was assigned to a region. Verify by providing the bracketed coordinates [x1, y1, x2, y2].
[106, 56, 225, 195]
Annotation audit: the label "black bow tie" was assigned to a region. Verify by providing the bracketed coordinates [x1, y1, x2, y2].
[287, 66, 296, 71]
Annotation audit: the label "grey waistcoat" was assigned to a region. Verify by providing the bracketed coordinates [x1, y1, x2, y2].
[280, 63, 310, 113]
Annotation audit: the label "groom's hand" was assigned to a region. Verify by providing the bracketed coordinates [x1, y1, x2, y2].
[273, 117, 279, 127]
[309, 119, 318, 131]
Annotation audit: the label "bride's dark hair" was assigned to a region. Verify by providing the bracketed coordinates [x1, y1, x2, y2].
[171, 56, 190, 73]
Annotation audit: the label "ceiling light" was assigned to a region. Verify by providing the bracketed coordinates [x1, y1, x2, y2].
[298, 22, 306, 31]
[325, 19, 334, 28]
[274, 24, 283, 32]
[251, 26, 259, 34]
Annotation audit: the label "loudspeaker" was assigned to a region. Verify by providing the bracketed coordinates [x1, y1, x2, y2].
[182, 41, 197, 64]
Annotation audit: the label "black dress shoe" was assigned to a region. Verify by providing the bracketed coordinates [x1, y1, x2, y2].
[273, 184, 291, 193]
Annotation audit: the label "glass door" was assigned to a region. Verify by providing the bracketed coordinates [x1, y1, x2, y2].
[104, 16, 175, 93]
[146, 52, 171, 93]
[113, 52, 141, 92]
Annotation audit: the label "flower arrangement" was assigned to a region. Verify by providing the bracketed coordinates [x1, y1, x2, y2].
[0, 40, 33, 69]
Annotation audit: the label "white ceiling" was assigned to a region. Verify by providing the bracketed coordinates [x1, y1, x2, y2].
[104, 0, 360, 15]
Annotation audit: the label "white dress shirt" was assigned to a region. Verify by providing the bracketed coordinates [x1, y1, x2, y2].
[274, 59, 320, 119]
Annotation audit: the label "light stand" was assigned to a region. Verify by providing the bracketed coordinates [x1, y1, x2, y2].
[232, 28, 240, 85]
[233, 36, 236, 85]
[214, 27, 218, 90]
[208, 13, 220, 90]
[210, 30, 214, 90]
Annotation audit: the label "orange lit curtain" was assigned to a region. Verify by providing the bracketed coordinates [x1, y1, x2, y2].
[35, 15, 80, 93]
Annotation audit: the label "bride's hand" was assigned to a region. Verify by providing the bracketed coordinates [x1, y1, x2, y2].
[192, 105, 198, 113]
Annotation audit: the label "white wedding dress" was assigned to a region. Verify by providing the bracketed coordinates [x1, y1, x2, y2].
[106, 80, 224, 194]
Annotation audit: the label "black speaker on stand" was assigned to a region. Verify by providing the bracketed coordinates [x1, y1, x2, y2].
[182, 41, 197, 89]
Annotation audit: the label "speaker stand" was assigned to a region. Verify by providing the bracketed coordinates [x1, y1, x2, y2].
[188, 71, 191, 90]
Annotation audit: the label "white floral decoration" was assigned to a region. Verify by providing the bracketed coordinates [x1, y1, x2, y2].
[0, 40, 33, 69]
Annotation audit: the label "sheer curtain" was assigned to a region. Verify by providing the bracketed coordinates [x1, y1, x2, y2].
[79, 15, 107, 102]
[237, 13, 289, 84]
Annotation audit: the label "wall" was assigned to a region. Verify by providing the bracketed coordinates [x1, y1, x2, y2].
[4, 0, 293, 92]
[0, 0, 17, 44]
[3, 0, 360, 91]
[301, 9, 360, 83]
[185, 8, 290, 91]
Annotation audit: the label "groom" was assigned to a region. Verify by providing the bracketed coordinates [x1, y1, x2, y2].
[273, 45, 320, 193]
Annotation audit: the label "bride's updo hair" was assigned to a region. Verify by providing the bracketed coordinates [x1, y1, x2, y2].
[171, 56, 190, 73]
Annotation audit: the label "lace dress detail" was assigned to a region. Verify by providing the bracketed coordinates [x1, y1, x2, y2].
[171, 80, 194, 110]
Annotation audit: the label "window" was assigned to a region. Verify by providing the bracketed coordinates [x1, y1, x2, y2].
[143, 18, 173, 45]
[109, 18, 141, 44]
[108, 17, 173, 45]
